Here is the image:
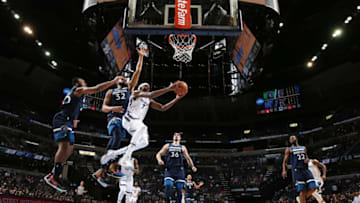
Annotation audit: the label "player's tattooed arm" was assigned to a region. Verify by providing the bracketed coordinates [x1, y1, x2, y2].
[182, 146, 197, 172]
[133, 158, 140, 174]
[133, 82, 178, 99]
[304, 147, 310, 164]
[156, 144, 169, 165]
[282, 147, 290, 179]
[74, 76, 121, 97]
[313, 159, 327, 181]
[129, 48, 147, 92]
[150, 94, 184, 112]
[101, 90, 124, 113]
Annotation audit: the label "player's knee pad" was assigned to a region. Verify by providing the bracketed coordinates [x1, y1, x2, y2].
[164, 179, 174, 187]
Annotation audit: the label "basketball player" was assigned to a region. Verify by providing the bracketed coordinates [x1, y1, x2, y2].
[185, 174, 204, 203]
[117, 157, 139, 203]
[92, 48, 147, 187]
[129, 181, 141, 203]
[282, 136, 316, 203]
[308, 159, 327, 203]
[156, 132, 197, 203]
[44, 76, 123, 192]
[100, 82, 184, 166]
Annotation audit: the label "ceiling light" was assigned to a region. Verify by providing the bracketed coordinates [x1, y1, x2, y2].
[326, 114, 333, 120]
[289, 123, 298, 128]
[279, 22, 284, 28]
[216, 132, 223, 136]
[321, 43, 328, 50]
[35, 40, 42, 47]
[25, 140, 39, 146]
[344, 16, 352, 24]
[23, 26, 33, 35]
[79, 150, 96, 156]
[1, 0, 7, 3]
[311, 56, 318, 62]
[51, 60, 58, 67]
[307, 61, 313, 68]
[44, 51, 51, 56]
[13, 13, 20, 20]
[332, 29, 342, 38]
[357, 5, 360, 10]
[244, 129, 251, 134]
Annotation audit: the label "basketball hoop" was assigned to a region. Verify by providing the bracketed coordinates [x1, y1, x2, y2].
[168, 34, 197, 63]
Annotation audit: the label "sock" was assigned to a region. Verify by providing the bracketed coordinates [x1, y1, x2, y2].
[312, 191, 324, 203]
[53, 162, 64, 179]
[165, 184, 172, 202]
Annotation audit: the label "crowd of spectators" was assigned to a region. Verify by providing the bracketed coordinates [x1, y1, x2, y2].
[273, 176, 360, 203]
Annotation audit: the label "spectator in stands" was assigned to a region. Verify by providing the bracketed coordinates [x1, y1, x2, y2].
[75, 180, 87, 202]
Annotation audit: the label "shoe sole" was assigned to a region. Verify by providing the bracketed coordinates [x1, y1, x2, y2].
[92, 174, 108, 188]
[100, 150, 116, 165]
[43, 176, 67, 193]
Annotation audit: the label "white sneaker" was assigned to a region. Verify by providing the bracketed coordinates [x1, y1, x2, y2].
[296, 196, 300, 203]
[119, 157, 134, 170]
[100, 150, 116, 165]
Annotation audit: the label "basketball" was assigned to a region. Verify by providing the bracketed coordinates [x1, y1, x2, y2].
[174, 81, 188, 96]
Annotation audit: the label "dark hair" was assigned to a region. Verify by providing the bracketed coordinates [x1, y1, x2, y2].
[72, 77, 81, 86]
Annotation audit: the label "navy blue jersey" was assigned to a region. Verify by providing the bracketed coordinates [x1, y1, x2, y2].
[290, 145, 307, 170]
[106, 87, 130, 122]
[60, 86, 84, 120]
[165, 144, 184, 169]
[186, 180, 194, 195]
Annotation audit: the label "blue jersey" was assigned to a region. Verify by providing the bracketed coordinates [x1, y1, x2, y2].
[166, 144, 184, 169]
[290, 145, 307, 170]
[186, 180, 194, 195]
[106, 87, 130, 122]
[60, 86, 84, 121]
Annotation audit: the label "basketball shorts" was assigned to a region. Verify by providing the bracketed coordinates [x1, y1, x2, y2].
[52, 112, 75, 145]
[164, 167, 185, 184]
[293, 168, 317, 192]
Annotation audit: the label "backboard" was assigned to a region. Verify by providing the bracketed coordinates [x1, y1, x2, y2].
[126, 0, 241, 36]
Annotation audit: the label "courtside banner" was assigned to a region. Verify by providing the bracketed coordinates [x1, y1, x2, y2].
[175, 0, 192, 29]
[0, 195, 70, 203]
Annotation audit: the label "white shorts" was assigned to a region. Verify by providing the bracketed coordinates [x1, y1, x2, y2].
[129, 197, 138, 203]
[119, 175, 134, 193]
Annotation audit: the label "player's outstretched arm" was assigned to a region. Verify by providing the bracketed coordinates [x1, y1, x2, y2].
[134, 82, 177, 99]
[282, 147, 290, 179]
[101, 90, 124, 113]
[156, 144, 169, 165]
[74, 76, 121, 97]
[182, 146, 196, 172]
[150, 94, 184, 112]
[313, 159, 327, 181]
[194, 181, 204, 189]
[129, 48, 147, 92]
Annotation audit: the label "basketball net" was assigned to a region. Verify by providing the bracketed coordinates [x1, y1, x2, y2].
[169, 34, 197, 63]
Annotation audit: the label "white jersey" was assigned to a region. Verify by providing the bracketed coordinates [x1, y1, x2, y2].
[131, 186, 141, 198]
[308, 159, 321, 180]
[126, 95, 150, 121]
[121, 158, 135, 177]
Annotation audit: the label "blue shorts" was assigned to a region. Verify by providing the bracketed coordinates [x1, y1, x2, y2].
[164, 167, 185, 184]
[107, 117, 126, 137]
[52, 112, 75, 145]
[293, 168, 317, 192]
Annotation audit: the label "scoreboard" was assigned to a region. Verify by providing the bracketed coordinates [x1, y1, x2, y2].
[256, 86, 301, 115]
